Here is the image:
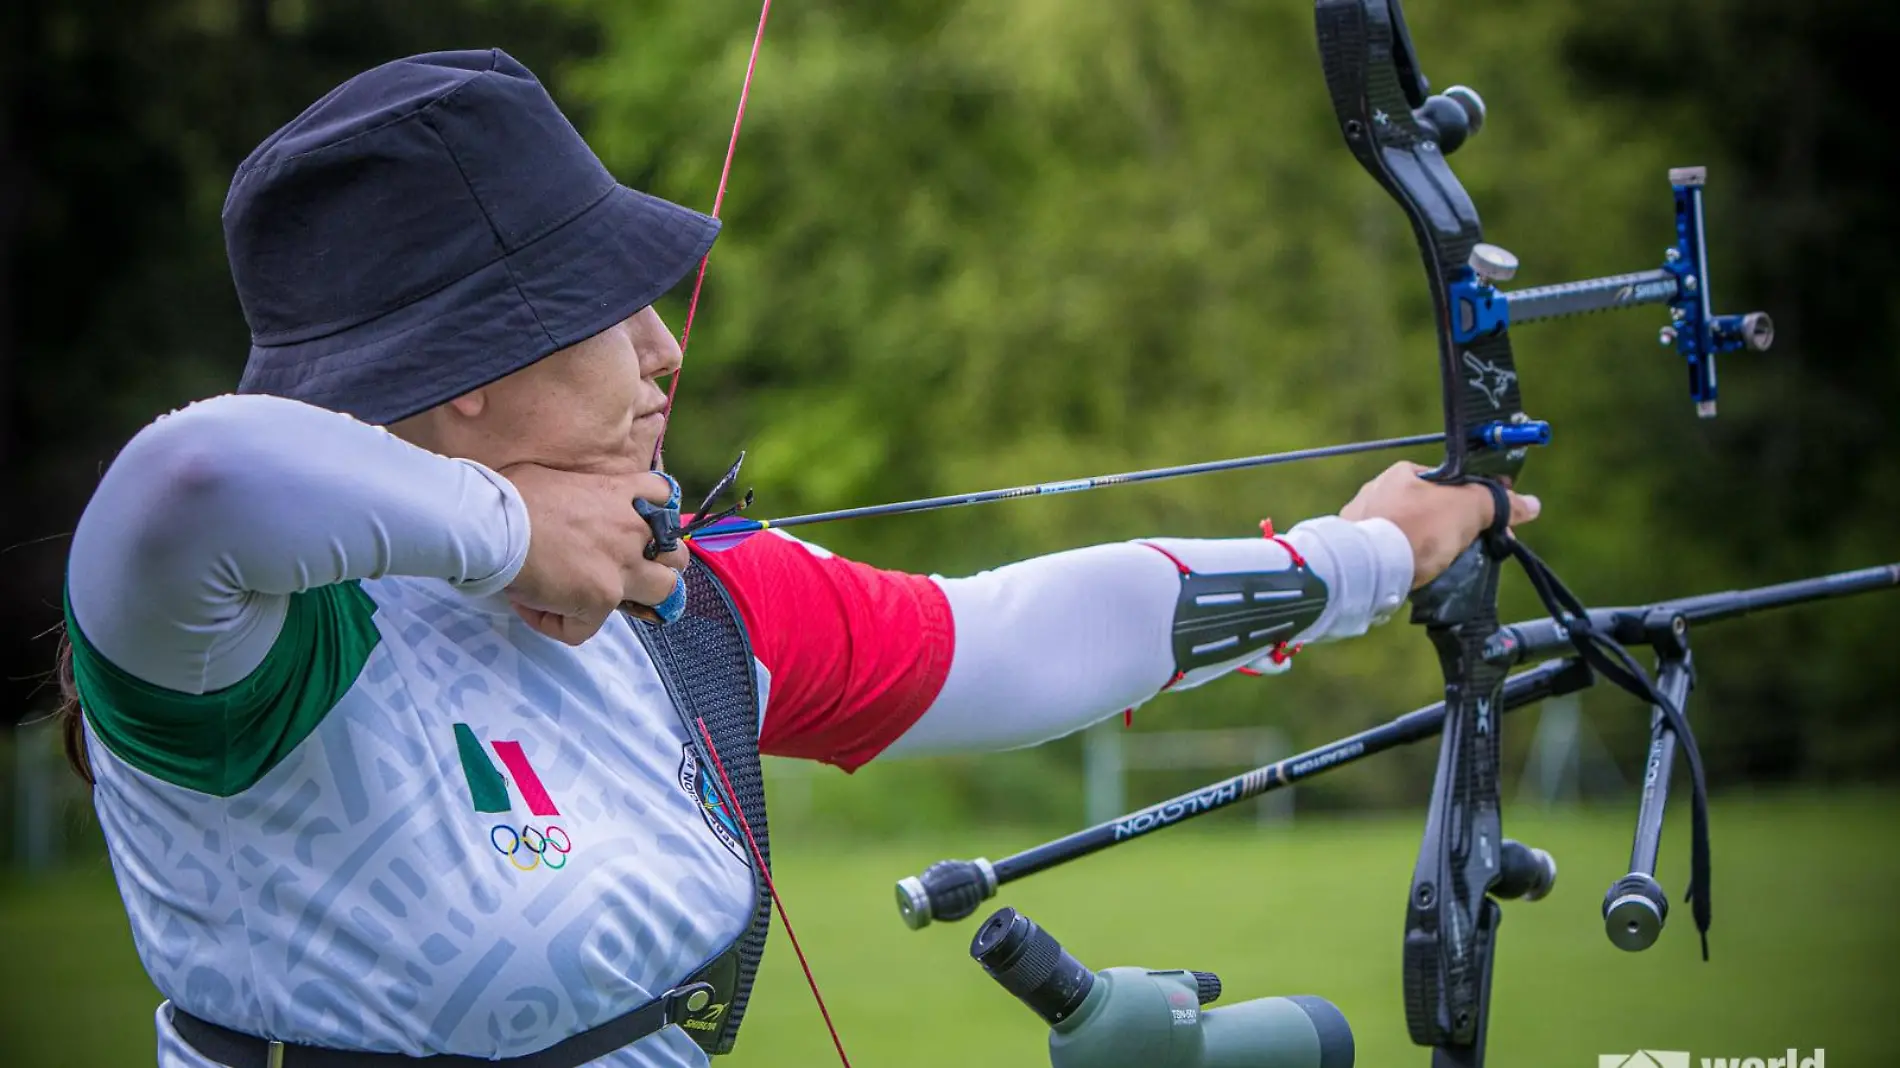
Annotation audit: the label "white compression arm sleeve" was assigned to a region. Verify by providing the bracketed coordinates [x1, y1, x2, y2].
[884, 517, 1414, 756]
[66, 394, 531, 694]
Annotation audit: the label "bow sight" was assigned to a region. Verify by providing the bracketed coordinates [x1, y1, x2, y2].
[1319, 0, 1772, 436]
[1496, 166, 1776, 419]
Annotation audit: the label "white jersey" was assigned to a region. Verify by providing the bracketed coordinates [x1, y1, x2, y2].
[79, 575, 759, 1066]
[65, 394, 1414, 1066]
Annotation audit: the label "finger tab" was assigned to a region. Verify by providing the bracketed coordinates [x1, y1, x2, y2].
[649, 571, 689, 624]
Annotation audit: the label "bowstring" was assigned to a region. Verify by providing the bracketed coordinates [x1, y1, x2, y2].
[654, 5, 852, 1061]
[651, 0, 777, 471]
[695, 717, 853, 1066]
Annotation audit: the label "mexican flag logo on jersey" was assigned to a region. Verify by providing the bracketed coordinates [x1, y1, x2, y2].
[453, 723, 572, 872]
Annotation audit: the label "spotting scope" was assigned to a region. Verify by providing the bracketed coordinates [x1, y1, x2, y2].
[970, 907, 1355, 1068]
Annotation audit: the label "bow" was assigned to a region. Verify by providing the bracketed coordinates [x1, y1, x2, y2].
[650, 4, 1798, 1066]
[866, 5, 1765, 1067]
[1315, 0, 1725, 1062]
[1314, 3, 1538, 1059]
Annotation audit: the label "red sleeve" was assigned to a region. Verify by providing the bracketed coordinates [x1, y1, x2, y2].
[692, 532, 955, 771]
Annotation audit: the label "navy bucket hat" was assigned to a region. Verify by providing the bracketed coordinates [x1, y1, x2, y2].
[226, 48, 719, 426]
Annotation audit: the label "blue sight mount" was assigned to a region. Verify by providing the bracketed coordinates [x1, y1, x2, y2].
[1450, 159, 1774, 420]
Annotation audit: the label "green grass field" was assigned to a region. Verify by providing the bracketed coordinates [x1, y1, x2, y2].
[3, 791, 1895, 1066]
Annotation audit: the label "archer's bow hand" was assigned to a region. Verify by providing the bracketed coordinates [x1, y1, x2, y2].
[1339, 461, 1541, 588]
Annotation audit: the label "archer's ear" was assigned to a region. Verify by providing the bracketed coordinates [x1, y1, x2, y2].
[446, 390, 487, 419]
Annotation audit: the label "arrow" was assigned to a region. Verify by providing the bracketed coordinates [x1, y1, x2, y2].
[687, 431, 1444, 551]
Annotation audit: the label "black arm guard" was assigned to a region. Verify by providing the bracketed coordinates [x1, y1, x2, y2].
[1169, 561, 1330, 673]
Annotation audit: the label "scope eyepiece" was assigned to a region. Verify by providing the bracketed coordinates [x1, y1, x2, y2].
[971, 907, 1096, 1026]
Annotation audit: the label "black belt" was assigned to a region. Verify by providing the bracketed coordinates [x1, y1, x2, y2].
[171, 982, 715, 1068]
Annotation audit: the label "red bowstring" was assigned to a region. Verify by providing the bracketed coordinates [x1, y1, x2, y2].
[654, 11, 850, 1059]
[694, 716, 852, 1067]
[651, 0, 777, 470]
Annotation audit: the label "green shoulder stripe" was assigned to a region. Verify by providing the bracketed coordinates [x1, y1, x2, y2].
[65, 581, 382, 796]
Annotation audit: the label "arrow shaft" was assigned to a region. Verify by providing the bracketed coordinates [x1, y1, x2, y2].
[714, 432, 1443, 536]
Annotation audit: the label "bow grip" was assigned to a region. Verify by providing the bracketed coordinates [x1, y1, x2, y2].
[1410, 530, 1512, 629]
[1410, 540, 1491, 626]
[1410, 471, 1515, 625]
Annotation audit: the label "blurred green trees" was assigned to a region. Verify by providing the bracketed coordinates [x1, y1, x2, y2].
[5, 0, 1895, 814]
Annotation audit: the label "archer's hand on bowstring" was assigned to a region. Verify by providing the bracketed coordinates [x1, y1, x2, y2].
[1339, 461, 1542, 589]
[499, 463, 691, 643]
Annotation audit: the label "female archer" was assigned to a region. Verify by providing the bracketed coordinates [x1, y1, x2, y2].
[55, 49, 1534, 1068]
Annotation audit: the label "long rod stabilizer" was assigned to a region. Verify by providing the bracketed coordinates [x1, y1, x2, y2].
[889, 560, 1900, 929]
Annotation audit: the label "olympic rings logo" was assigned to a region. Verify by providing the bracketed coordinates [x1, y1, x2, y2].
[490, 823, 573, 872]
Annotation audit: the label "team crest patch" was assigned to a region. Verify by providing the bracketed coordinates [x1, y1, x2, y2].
[678, 744, 749, 866]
